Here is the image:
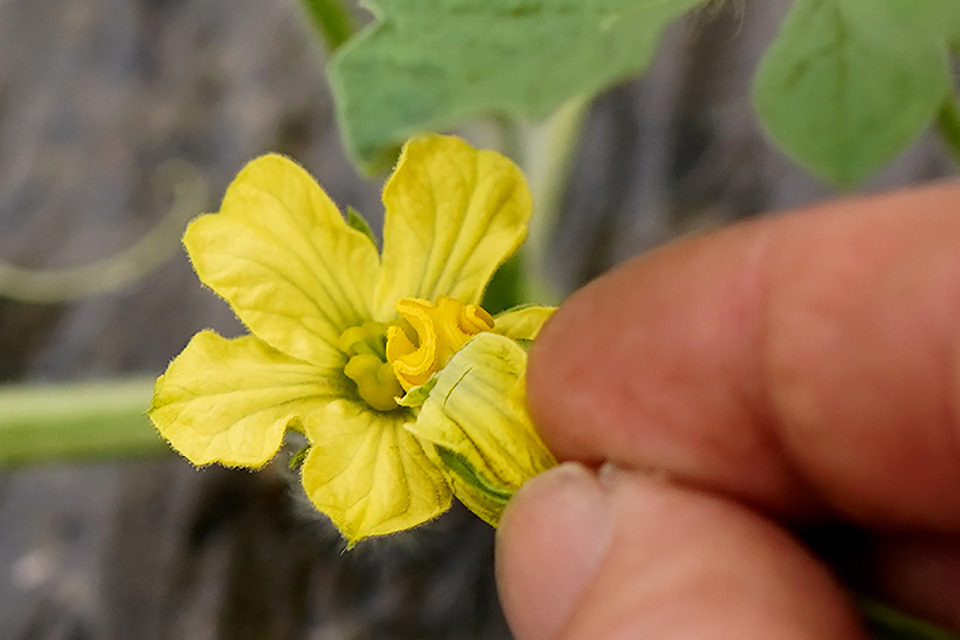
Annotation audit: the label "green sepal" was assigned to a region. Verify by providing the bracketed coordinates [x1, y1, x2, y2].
[436, 446, 514, 504]
[396, 374, 439, 408]
[347, 206, 377, 245]
[289, 444, 311, 470]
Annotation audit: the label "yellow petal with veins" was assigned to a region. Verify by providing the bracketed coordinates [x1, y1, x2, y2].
[301, 399, 452, 544]
[185, 154, 380, 368]
[150, 331, 346, 467]
[374, 134, 532, 320]
[410, 333, 556, 526]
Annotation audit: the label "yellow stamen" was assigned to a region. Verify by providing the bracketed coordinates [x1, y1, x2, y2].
[338, 321, 388, 359]
[386, 296, 495, 391]
[339, 322, 400, 411]
[343, 353, 403, 412]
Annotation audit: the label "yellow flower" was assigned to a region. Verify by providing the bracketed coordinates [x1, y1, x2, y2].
[149, 134, 555, 543]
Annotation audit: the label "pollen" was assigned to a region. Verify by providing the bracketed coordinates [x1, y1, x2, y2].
[386, 296, 494, 391]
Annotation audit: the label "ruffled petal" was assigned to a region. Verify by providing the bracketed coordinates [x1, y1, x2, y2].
[150, 331, 346, 467]
[494, 305, 556, 341]
[300, 400, 452, 544]
[374, 134, 532, 319]
[411, 333, 556, 526]
[185, 154, 380, 368]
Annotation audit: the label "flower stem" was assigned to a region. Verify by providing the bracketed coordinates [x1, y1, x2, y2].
[518, 97, 590, 306]
[938, 96, 960, 167]
[298, 0, 356, 52]
[0, 378, 167, 466]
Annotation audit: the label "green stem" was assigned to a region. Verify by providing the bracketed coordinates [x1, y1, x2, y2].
[299, 0, 356, 52]
[938, 96, 960, 167]
[859, 597, 959, 640]
[518, 97, 590, 305]
[0, 378, 168, 466]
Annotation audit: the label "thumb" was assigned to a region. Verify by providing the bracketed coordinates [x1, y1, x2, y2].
[496, 462, 867, 640]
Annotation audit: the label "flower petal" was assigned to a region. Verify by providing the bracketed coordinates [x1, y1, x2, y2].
[411, 333, 556, 526]
[150, 330, 346, 467]
[301, 400, 452, 544]
[494, 305, 556, 341]
[185, 154, 380, 367]
[374, 134, 532, 319]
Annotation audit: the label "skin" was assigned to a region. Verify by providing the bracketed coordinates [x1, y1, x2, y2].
[496, 180, 960, 640]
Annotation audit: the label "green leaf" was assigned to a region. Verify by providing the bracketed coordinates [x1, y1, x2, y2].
[753, 0, 957, 187]
[481, 253, 523, 316]
[331, 0, 711, 170]
[939, 98, 960, 165]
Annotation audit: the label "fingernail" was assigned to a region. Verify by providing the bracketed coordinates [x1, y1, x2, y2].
[496, 462, 614, 640]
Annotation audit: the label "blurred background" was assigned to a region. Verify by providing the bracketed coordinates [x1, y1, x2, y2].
[0, 0, 953, 638]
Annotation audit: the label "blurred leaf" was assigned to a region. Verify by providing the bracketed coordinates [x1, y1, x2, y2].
[482, 253, 522, 315]
[753, 0, 958, 187]
[940, 98, 960, 164]
[331, 0, 710, 170]
[299, 0, 356, 51]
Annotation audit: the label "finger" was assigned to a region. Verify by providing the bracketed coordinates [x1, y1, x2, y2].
[528, 180, 960, 529]
[497, 463, 866, 640]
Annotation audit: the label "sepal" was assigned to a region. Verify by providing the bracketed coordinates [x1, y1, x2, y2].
[395, 374, 439, 408]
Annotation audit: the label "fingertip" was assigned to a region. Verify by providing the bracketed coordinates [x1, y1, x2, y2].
[528, 182, 960, 529]
[496, 462, 613, 640]
[573, 472, 867, 640]
[499, 466, 865, 640]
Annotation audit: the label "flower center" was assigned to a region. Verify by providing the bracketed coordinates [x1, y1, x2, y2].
[339, 298, 494, 412]
[386, 295, 494, 391]
[339, 321, 403, 412]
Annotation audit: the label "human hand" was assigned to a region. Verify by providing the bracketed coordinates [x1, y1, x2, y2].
[497, 181, 960, 640]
